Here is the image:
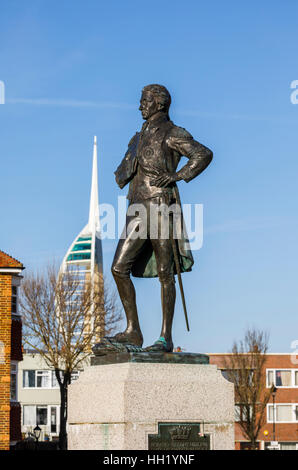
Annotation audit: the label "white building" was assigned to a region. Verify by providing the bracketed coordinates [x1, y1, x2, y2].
[60, 135, 103, 280]
[60, 136, 104, 340]
[18, 352, 84, 441]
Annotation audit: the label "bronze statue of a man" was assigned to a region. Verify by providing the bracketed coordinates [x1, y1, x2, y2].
[110, 84, 213, 352]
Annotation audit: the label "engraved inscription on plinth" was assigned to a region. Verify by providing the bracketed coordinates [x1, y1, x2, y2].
[148, 422, 210, 450]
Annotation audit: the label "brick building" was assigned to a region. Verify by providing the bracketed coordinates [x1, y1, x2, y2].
[209, 353, 298, 450]
[0, 250, 24, 450]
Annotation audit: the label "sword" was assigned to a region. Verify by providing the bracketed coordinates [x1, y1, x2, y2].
[149, 169, 190, 332]
[170, 186, 190, 332]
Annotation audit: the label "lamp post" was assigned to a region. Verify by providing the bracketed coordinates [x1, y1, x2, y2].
[272, 386, 277, 442]
[33, 425, 41, 442]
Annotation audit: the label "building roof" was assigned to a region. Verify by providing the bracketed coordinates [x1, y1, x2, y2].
[0, 250, 24, 269]
[208, 353, 293, 356]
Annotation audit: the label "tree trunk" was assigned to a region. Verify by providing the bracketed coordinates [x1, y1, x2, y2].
[59, 383, 67, 450]
[57, 370, 71, 450]
[250, 435, 257, 450]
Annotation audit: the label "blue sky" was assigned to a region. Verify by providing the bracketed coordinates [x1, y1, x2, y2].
[1, 0, 298, 353]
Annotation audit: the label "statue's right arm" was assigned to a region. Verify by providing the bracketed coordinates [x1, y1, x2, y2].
[114, 133, 139, 189]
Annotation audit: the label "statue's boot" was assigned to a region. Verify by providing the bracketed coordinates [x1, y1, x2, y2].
[144, 336, 173, 353]
[106, 330, 143, 347]
[92, 338, 125, 356]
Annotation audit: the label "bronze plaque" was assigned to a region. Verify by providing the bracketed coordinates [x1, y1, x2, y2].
[148, 422, 210, 450]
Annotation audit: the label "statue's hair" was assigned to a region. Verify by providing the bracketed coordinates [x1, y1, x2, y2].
[142, 84, 171, 113]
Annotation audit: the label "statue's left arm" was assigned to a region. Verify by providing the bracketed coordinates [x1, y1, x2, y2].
[167, 127, 213, 182]
[150, 127, 212, 187]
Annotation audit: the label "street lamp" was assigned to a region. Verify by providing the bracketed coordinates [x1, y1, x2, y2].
[33, 425, 41, 442]
[271, 386, 277, 442]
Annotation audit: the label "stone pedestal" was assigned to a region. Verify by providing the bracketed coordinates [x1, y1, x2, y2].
[68, 355, 234, 450]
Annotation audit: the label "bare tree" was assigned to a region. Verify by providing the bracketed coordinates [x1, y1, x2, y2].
[223, 328, 274, 450]
[19, 263, 122, 450]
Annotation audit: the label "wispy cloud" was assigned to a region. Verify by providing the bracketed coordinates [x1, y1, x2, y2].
[176, 108, 298, 125]
[6, 98, 298, 125]
[7, 97, 135, 110]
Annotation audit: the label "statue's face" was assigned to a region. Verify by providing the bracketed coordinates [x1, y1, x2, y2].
[139, 91, 160, 120]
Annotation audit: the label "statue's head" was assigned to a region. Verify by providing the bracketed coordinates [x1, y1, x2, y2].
[139, 84, 171, 120]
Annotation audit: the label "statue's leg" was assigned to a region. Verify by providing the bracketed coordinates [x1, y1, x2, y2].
[160, 277, 176, 347]
[111, 273, 143, 346]
[110, 208, 148, 347]
[146, 201, 175, 352]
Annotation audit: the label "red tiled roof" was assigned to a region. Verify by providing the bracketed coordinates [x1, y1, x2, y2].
[0, 250, 23, 268]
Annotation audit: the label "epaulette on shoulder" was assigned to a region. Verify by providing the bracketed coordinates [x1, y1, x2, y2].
[168, 125, 193, 139]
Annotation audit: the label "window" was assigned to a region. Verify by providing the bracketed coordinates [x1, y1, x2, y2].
[23, 406, 48, 426]
[67, 264, 90, 273]
[51, 370, 79, 385]
[23, 405, 36, 425]
[240, 442, 256, 450]
[23, 405, 60, 434]
[221, 369, 254, 385]
[221, 369, 242, 384]
[71, 371, 80, 383]
[23, 369, 80, 388]
[71, 243, 91, 252]
[23, 370, 36, 387]
[10, 363, 18, 401]
[51, 407, 57, 433]
[51, 371, 60, 388]
[235, 404, 252, 422]
[23, 370, 51, 388]
[235, 405, 241, 422]
[280, 442, 298, 450]
[36, 371, 50, 388]
[276, 405, 292, 421]
[267, 370, 274, 386]
[268, 404, 298, 423]
[67, 253, 91, 261]
[266, 369, 298, 388]
[276, 371, 291, 387]
[36, 406, 48, 425]
[11, 285, 18, 313]
[264, 442, 298, 450]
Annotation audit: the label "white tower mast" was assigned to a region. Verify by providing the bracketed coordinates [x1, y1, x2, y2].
[60, 137, 103, 337]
